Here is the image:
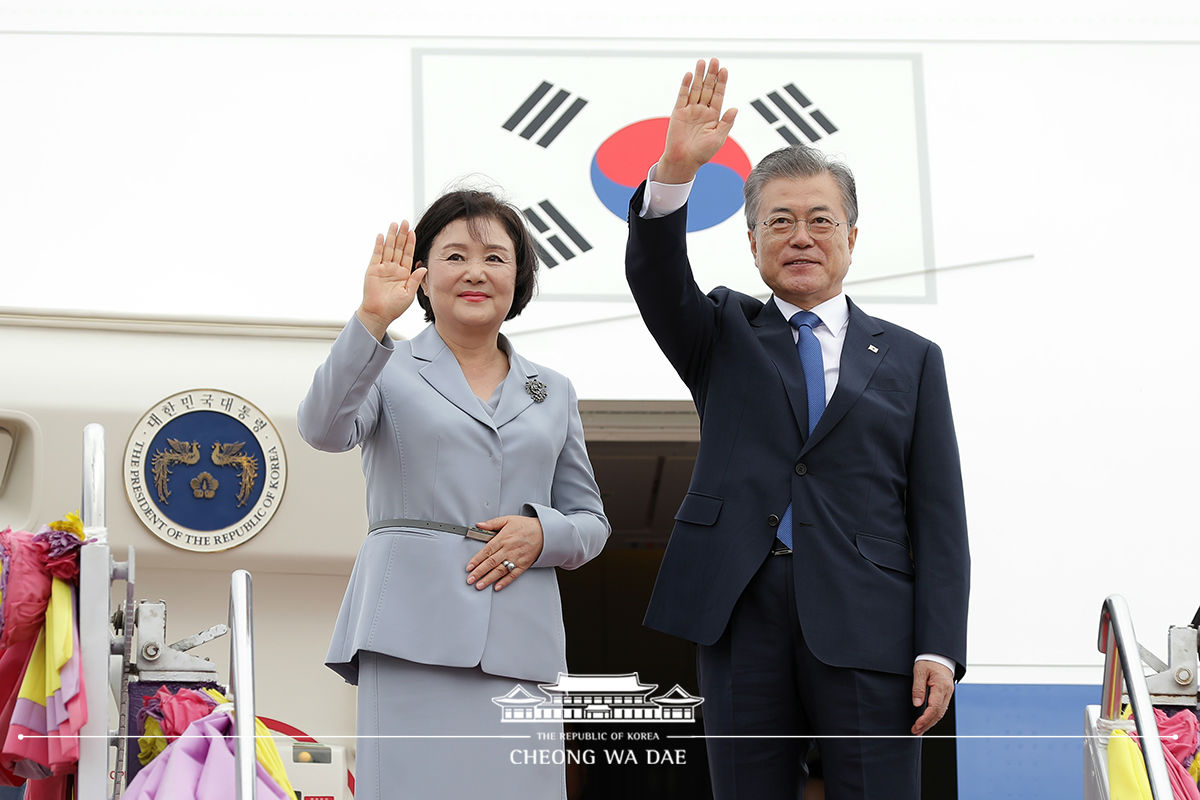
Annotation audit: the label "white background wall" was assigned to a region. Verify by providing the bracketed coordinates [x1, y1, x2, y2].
[4, 0, 1200, 718]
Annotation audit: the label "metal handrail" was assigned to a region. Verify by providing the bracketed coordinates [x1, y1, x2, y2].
[1097, 594, 1173, 798]
[76, 425, 258, 798]
[82, 423, 107, 545]
[229, 569, 257, 800]
[78, 424, 112, 800]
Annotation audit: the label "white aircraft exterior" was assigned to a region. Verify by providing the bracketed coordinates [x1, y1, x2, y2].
[3, 3, 1199, 797]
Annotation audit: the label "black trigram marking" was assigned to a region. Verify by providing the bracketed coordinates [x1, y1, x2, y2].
[502, 81, 588, 148]
[751, 83, 838, 145]
[521, 201, 592, 268]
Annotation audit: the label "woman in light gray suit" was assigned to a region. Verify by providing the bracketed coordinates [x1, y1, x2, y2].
[298, 190, 610, 799]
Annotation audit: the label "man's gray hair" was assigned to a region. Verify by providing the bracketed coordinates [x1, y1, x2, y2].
[742, 144, 858, 229]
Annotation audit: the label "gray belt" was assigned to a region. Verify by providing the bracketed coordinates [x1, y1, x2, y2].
[369, 517, 496, 542]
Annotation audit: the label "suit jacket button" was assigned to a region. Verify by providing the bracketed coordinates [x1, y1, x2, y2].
[767, 514, 780, 527]
[794, 462, 808, 476]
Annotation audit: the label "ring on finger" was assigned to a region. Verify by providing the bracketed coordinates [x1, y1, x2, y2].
[502, 559, 517, 572]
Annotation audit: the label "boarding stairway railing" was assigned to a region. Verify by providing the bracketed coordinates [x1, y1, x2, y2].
[229, 569, 257, 800]
[1084, 594, 1198, 799]
[76, 423, 259, 800]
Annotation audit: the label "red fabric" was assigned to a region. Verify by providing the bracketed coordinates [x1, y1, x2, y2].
[0, 530, 52, 649]
[1154, 708, 1200, 800]
[0, 635, 37, 785]
[1130, 708, 1200, 800]
[4, 678, 87, 775]
[24, 772, 71, 800]
[0, 528, 84, 793]
[34, 529, 84, 582]
[155, 687, 218, 740]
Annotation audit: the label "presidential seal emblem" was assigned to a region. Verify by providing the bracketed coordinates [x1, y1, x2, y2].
[123, 389, 286, 552]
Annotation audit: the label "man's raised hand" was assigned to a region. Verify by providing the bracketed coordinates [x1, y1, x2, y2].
[655, 58, 738, 185]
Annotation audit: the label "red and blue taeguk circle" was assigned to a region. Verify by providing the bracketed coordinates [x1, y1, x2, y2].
[590, 118, 752, 233]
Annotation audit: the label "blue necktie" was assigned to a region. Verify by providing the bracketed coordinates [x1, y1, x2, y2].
[777, 310, 825, 549]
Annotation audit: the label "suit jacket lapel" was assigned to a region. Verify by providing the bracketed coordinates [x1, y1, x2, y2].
[751, 300, 811, 438]
[493, 336, 537, 428]
[411, 326, 497, 432]
[803, 299, 887, 453]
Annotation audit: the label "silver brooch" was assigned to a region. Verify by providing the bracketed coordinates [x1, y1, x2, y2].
[524, 379, 548, 403]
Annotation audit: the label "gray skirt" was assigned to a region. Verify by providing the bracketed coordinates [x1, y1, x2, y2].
[356, 652, 567, 800]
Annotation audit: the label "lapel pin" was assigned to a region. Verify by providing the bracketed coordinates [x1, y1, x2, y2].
[524, 378, 548, 403]
[868, 345, 879, 353]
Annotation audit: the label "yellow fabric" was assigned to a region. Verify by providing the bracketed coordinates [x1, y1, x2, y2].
[16, 578, 73, 705]
[46, 578, 73, 688]
[251, 715, 296, 799]
[1108, 728, 1153, 800]
[201, 687, 227, 705]
[17, 627, 49, 706]
[201, 688, 297, 799]
[49, 511, 85, 540]
[138, 717, 168, 766]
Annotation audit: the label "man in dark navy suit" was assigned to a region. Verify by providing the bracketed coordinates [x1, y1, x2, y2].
[625, 58, 970, 799]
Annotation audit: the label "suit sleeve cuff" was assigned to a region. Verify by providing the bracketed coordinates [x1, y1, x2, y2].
[524, 502, 608, 570]
[350, 313, 396, 351]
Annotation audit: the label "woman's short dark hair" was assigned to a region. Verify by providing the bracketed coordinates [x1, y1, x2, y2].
[412, 190, 539, 323]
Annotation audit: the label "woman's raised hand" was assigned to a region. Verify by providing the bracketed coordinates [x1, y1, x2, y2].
[655, 57, 738, 185]
[356, 221, 427, 341]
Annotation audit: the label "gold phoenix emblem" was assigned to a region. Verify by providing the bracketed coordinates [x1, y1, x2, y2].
[190, 471, 219, 499]
[151, 439, 201, 504]
[150, 439, 259, 507]
[211, 442, 259, 508]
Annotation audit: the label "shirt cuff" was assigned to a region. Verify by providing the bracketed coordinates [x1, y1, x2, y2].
[640, 164, 695, 219]
[915, 653, 957, 675]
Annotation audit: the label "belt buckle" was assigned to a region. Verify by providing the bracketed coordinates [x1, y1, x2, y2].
[465, 526, 495, 542]
[770, 540, 792, 556]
